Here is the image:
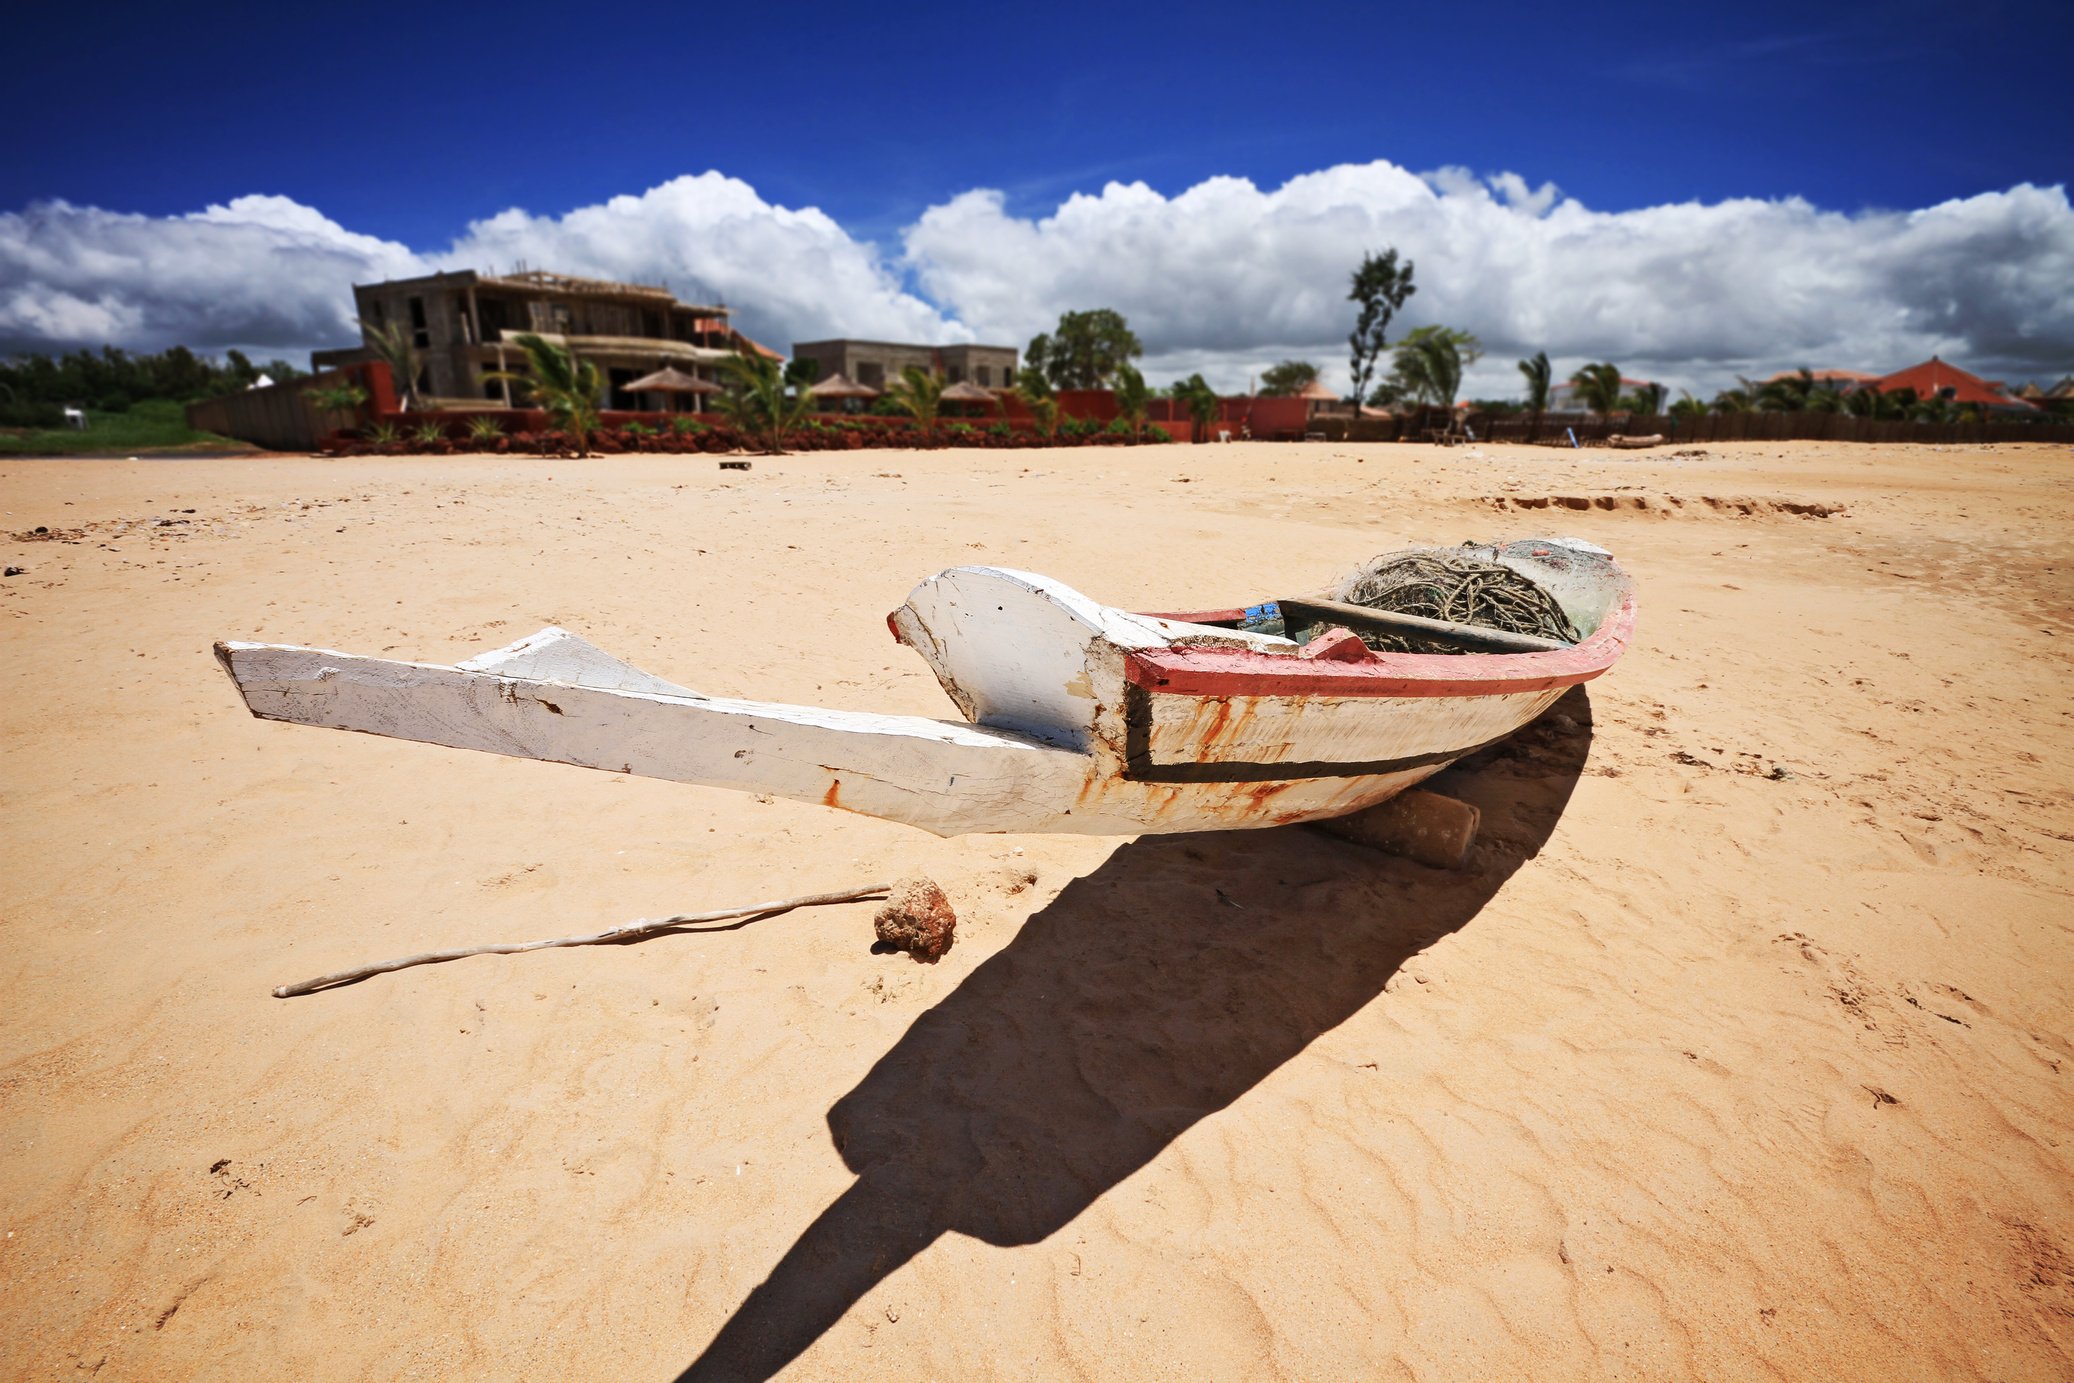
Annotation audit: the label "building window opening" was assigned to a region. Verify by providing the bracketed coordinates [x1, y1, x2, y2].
[609, 367, 639, 411]
[408, 296, 430, 348]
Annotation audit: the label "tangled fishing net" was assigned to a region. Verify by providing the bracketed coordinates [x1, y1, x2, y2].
[1330, 550, 1581, 653]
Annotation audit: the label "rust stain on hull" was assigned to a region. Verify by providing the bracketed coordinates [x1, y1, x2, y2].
[1178, 694, 1269, 765]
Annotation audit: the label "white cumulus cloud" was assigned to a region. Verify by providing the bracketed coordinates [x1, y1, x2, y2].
[444, 172, 962, 349]
[0, 174, 959, 360]
[0, 195, 421, 357]
[903, 163, 2074, 395]
[2, 161, 2069, 399]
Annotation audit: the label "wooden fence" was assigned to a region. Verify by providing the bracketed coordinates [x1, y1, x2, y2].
[185, 365, 376, 451]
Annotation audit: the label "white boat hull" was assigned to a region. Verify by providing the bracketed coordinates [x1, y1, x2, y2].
[216, 543, 1633, 837]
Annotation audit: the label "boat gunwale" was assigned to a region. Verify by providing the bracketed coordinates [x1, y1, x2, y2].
[1127, 584, 1636, 700]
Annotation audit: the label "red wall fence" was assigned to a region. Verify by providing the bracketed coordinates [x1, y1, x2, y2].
[189, 365, 2074, 452]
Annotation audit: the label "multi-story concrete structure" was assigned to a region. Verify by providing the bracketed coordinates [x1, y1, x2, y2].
[312, 269, 769, 410]
[789, 339, 1019, 392]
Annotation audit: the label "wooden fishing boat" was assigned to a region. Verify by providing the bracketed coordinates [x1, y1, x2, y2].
[215, 538, 1633, 837]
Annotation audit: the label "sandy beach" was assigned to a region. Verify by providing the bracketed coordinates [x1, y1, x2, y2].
[2, 437, 2070, 1381]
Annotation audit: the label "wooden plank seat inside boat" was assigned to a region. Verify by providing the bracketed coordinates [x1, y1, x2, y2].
[1266, 597, 1571, 655]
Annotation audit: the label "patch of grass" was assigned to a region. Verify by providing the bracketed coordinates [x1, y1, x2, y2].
[0, 399, 249, 456]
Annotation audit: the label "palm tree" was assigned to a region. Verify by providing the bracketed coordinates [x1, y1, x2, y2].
[714, 350, 816, 454]
[1027, 393, 1059, 441]
[359, 319, 424, 410]
[1844, 385, 1898, 419]
[1392, 327, 1469, 410]
[1112, 364, 1150, 439]
[1709, 387, 1753, 414]
[1517, 351, 1552, 413]
[1623, 381, 1666, 414]
[1171, 373, 1220, 443]
[885, 365, 947, 444]
[1667, 391, 1709, 421]
[1568, 362, 1624, 414]
[1911, 393, 1957, 424]
[485, 333, 602, 456]
[1005, 383, 1057, 439]
[1756, 368, 1823, 412]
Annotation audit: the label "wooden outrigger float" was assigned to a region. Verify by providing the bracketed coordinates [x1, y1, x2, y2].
[215, 539, 1634, 837]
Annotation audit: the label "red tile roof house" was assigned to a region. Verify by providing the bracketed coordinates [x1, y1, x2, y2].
[1870, 356, 2041, 415]
[1294, 378, 1352, 416]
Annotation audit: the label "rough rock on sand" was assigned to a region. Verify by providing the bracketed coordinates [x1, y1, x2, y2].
[874, 877, 957, 961]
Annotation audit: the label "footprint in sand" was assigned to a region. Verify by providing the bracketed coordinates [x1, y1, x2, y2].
[479, 862, 553, 892]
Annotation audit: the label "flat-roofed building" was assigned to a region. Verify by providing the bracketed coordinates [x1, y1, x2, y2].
[790, 339, 1018, 392]
[312, 269, 775, 410]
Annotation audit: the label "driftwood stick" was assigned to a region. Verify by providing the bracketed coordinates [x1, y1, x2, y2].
[272, 882, 893, 998]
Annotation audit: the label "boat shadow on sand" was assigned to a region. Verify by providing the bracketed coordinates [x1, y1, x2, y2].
[675, 685, 1596, 1382]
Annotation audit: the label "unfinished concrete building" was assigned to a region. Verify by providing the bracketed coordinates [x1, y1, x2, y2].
[789, 339, 1019, 392]
[312, 269, 773, 410]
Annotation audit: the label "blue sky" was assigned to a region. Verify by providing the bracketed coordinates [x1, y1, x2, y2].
[7, 0, 2063, 239]
[2, 0, 2070, 392]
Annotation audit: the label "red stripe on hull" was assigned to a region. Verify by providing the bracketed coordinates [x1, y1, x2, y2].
[1126, 589, 1636, 700]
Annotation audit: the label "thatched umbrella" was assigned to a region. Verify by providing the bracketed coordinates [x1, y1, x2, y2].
[623, 366, 720, 412]
[807, 371, 880, 415]
[808, 371, 879, 399]
[940, 379, 1002, 418]
[623, 365, 720, 394]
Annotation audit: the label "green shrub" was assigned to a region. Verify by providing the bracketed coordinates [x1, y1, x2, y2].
[988, 422, 1011, 438]
[305, 383, 369, 412]
[410, 420, 446, 443]
[466, 414, 504, 440]
[1147, 425, 1172, 443]
[1102, 417, 1132, 435]
[365, 421, 402, 447]
[0, 401, 67, 429]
